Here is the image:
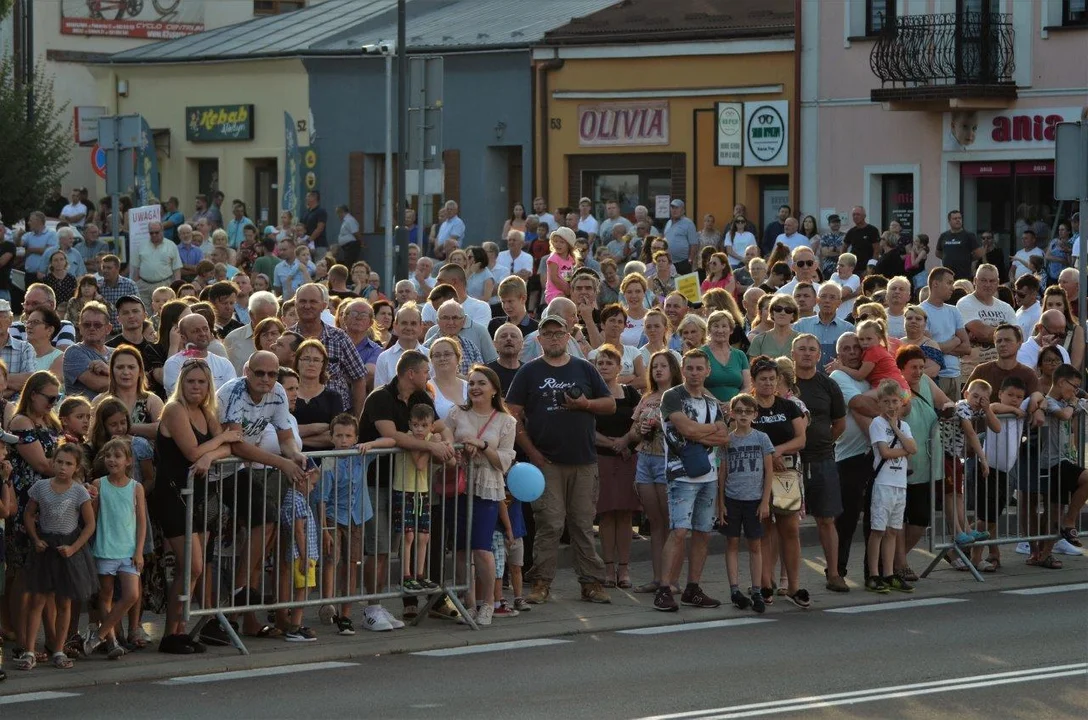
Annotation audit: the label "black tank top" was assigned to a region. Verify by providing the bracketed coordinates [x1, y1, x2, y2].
[156, 416, 212, 502]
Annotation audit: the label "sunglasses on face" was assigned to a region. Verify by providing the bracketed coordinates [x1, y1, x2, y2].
[771, 306, 794, 314]
[36, 390, 59, 406]
[251, 369, 277, 379]
[795, 260, 814, 267]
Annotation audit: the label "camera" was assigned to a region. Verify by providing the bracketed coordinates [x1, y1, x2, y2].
[566, 387, 583, 400]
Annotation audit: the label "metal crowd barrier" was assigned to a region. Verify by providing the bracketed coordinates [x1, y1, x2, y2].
[923, 411, 1088, 582]
[179, 446, 477, 654]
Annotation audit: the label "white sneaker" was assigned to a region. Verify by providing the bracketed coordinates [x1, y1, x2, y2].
[362, 605, 393, 632]
[476, 604, 493, 626]
[456, 607, 478, 625]
[1015, 542, 1030, 555]
[1054, 538, 1083, 555]
[379, 606, 406, 630]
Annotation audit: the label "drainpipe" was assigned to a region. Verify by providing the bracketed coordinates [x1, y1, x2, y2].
[536, 57, 564, 200]
[792, 0, 802, 214]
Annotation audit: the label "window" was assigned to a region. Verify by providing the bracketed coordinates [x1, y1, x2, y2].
[253, 1, 306, 16]
[1064, 0, 1088, 26]
[866, 0, 897, 35]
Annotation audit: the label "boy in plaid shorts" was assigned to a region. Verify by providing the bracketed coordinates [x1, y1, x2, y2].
[281, 467, 320, 642]
[393, 404, 438, 592]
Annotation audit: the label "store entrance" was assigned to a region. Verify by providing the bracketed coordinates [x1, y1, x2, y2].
[960, 160, 1055, 256]
[584, 171, 672, 229]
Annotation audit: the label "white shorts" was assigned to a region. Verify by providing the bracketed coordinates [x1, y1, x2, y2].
[870, 484, 906, 532]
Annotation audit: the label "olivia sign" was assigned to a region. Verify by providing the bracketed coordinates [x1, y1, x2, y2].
[577, 102, 669, 147]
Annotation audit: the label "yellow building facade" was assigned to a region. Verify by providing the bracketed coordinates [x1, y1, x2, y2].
[90, 59, 311, 225]
[534, 44, 796, 231]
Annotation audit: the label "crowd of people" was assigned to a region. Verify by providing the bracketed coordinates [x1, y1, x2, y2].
[0, 188, 1084, 678]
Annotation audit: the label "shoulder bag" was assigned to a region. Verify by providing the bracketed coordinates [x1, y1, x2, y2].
[432, 410, 497, 498]
[664, 398, 714, 478]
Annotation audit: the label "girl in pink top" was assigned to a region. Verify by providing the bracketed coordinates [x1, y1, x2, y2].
[544, 228, 577, 304]
[826, 319, 909, 396]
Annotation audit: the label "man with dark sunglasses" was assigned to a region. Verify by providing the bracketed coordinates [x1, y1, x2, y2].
[778, 246, 822, 297]
[63, 301, 114, 400]
[1013, 274, 1041, 342]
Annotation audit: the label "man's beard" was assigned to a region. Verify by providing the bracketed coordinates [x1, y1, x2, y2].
[544, 345, 566, 359]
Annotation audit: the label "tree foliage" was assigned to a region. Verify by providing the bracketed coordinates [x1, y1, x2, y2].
[0, 54, 72, 223]
[0, 1, 13, 21]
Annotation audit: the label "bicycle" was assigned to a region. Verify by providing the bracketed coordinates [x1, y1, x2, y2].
[85, 0, 181, 20]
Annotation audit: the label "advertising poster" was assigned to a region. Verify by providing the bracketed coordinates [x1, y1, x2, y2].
[61, 0, 204, 39]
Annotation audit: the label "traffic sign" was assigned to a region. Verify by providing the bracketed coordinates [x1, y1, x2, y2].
[1053, 122, 1086, 201]
[92, 144, 107, 179]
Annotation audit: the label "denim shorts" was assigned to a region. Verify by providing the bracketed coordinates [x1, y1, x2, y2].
[96, 557, 140, 576]
[667, 480, 717, 532]
[636, 453, 667, 485]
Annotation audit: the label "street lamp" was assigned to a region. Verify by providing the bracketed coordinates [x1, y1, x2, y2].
[363, 40, 395, 293]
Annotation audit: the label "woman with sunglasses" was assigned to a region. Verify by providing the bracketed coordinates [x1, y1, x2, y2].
[748, 357, 809, 608]
[1041, 286, 1084, 370]
[6, 371, 63, 661]
[747, 295, 799, 360]
[724, 217, 757, 270]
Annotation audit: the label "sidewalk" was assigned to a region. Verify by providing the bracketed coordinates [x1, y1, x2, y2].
[1, 541, 1083, 695]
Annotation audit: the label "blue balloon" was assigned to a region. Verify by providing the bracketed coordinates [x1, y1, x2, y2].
[507, 462, 545, 503]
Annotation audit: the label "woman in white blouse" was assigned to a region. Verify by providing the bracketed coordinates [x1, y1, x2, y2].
[723, 216, 757, 269]
[428, 337, 468, 420]
[445, 366, 516, 627]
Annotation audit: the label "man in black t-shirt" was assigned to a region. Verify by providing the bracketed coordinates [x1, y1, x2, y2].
[487, 323, 523, 395]
[844, 206, 880, 273]
[301, 190, 328, 248]
[106, 295, 166, 397]
[359, 350, 455, 624]
[936, 210, 982, 280]
[506, 315, 615, 605]
[792, 334, 847, 593]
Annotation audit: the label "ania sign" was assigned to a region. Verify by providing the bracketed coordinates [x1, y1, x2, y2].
[943, 107, 1080, 152]
[186, 104, 255, 143]
[744, 101, 788, 167]
[577, 102, 669, 147]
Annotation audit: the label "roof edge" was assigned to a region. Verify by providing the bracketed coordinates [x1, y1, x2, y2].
[538, 27, 795, 46]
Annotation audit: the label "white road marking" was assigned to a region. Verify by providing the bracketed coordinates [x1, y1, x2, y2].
[617, 618, 775, 636]
[1003, 582, 1088, 596]
[0, 691, 81, 705]
[823, 597, 967, 614]
[413, 638, 571, 657]
[154, 661, 356, 685]
[635, 663, 1088, 720]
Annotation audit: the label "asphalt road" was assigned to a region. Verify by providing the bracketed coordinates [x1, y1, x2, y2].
[3, 586, 1086, 719]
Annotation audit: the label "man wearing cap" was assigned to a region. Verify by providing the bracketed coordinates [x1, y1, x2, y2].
[664, 199, 698, 275]
[107, 295, 166, 396]
[131, 220, 182, 309]
[161, 197, 185, 242]
[0, 299, 36, 396]
[507, 312, 615, 605]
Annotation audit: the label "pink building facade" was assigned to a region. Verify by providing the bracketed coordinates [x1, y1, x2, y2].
[799, 0, 1086, 256]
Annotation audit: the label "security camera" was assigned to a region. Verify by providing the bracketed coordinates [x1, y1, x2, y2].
[378, 40, 393, 54]
[362, 40, 394, 55]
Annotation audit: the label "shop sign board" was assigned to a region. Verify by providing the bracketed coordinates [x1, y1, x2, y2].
[60, 0, 204, 39]
[744, 101, 788, 167]
[715, 102, 743, 166]
[578, 102, 668, 147]
[943, 107, 1081, 152]
[186, 105, 255, 143]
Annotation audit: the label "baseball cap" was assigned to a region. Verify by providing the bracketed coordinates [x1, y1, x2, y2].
[550, 226, 577, 246]
[195, 193, 207, 200]
[539, 314, 568, 330]
[670, 199, 685, 208]
[578, 196, 592, 205]
[115, 294, 145, 309]
[263, 225, 277, 236]
[827, 214, 841, 223]
[0, 299, 11, 314]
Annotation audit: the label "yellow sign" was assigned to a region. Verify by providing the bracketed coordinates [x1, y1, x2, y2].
[304, 149, 317, 168]
[675, 272, 702, 304]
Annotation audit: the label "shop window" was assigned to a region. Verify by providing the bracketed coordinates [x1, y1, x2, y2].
[881, 174, 914, 238]
[253, 1, 306, 16]
[960, 162, 1055, 255]
[196, 159, 219, 200]
[1063, 0, 1088, 26]
[583, 171, 672, 228]
[866, 0, 897, 35]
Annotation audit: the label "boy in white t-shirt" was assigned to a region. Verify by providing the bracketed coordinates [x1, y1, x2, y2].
[866, 380, 917, 594]
[971, 376, 1028, 571]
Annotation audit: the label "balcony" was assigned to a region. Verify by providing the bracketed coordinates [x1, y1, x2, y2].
[869, 12, 1017, 110]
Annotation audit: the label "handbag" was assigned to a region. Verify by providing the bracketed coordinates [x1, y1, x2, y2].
[432, 410, 497, 498]
[665, 398, 714, 478]
[771, 466, 803, 512]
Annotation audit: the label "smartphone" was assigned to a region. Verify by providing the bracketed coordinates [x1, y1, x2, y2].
[305, 457, 319, 473]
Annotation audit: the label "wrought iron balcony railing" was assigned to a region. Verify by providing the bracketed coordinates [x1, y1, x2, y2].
[870, 12, 1015, 92]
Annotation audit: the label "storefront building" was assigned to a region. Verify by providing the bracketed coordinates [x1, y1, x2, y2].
[801, 1, 1087, 253]
[533, 0, 796, 233]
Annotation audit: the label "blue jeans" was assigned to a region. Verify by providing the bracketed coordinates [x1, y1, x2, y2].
[667, 480, 717, 532]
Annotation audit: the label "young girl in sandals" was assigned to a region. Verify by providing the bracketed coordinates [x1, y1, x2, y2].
[83, 438, 147, 660]
[19, 444, 99, 670]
